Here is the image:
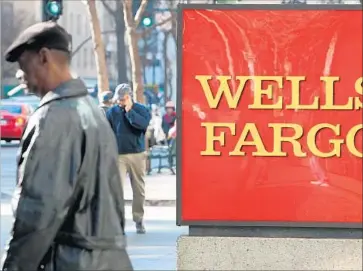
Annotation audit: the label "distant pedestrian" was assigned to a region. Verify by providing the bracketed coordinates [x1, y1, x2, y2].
[1, 21, 132, 270]
[149, 104, 166, 146]
[99, 90, 113, 115]
[106, 83, 151, 234]
[162, 101, 176, 140]
[15, 69, 29, 94]
[168, 120, 177, 140]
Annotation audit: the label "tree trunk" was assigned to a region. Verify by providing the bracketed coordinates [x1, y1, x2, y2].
[84, 0, 109, 96]
[122, 0, 146, 103]
[115, 2, 128, 84]
[162, 31, 169, 102]
[125, 27, 144, 103]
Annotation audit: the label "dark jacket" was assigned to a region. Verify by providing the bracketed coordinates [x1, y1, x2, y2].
[106, 103, 151, 155]
[1, 79, 132, 271]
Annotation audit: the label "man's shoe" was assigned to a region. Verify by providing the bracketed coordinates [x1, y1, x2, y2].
[136, 222, 146, 234]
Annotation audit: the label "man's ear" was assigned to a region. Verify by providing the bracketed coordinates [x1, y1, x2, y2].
[38, 48, 51, 65]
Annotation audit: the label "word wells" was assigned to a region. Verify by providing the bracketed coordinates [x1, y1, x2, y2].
[196, 75, 363, 158]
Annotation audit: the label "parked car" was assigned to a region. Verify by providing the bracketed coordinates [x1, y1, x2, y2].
[1, 102, 33, 142]
[9, 95, 40, 111]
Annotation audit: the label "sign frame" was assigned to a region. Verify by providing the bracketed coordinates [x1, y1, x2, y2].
[176, 3, 363, 229]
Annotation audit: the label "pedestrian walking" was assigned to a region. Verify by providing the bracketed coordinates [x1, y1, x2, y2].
[99, 90, 114, 115]
[149, 104, 166, 146]
[106, 83, 151, 234]
[1, 21, 132, 270]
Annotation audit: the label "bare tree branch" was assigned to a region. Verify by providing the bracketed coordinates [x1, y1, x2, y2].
[84, 0, 110, 94]
[100, 0, 116, 16]
[72, 30, 116, 56]
[123, 0, 135, 27]
[138, 15, 174, 38]
[134, 0, 148, 27]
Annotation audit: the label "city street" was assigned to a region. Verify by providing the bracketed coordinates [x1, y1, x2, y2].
[0, 141, 184, 270]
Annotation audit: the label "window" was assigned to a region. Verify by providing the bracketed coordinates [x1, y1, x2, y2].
[77, 15, 82, 35]
[83, 48, 88, 68]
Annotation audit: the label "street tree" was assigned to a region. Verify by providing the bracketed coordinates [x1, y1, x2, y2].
[83, 0, 110, 97]
[122, 0, 174, 103]
[153, 0, 177, 102]
[122, 0, 148, 103]
[100, 0, 128, 84]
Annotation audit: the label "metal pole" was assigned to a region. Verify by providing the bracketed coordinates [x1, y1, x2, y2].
[42, 0, 47, 22]
[143, 36, 147, 84]
[152, 55, 156, 85]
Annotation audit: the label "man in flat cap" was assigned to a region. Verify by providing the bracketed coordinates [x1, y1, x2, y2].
[106, 83, 151, 234]
[1, 22, 132, 270]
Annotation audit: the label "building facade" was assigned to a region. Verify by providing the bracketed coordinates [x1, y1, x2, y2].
[1, 0, 114, 88]
[57, 0, 116, 89]
[1, 0, 42, 86]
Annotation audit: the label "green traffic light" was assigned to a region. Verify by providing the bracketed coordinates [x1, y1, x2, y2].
[142, 17, 152, 27]
[46, 1, 61, 16]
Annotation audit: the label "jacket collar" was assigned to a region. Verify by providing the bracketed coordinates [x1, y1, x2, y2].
[39, 78, 88, 107]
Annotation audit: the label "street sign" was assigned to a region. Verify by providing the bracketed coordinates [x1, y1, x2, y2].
[178, 5, 362, 228]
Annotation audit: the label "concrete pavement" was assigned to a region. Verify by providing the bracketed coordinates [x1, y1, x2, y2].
[1, 204, 187, 270]
[0, 142, 17, 200]
[124, 174, 176, 206]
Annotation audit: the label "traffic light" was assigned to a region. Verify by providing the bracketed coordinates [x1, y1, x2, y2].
[132, 0, 154, 28]
[141, 14, 153, 28]
[42, 0, 63, 21]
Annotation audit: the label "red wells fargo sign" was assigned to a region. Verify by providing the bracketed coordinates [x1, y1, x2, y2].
[178, 5, 362, 227]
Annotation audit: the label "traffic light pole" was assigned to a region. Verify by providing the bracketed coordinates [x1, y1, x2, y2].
[42, 0, 48, 22]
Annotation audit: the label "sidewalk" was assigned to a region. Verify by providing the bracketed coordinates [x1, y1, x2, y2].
[124, 173, 176, 206]
[1, 205, 187, 270]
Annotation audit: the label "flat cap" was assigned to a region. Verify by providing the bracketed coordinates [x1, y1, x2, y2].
[4, 21, 71, 63]
[113, 83, 132, 101]
[101, 91, 114, 103]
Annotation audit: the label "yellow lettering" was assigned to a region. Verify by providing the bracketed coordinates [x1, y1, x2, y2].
[307, 123, 343, 158]
[248, 76, 283, 110]
[346, 124, 362, 158]
[268, 123, 306, 157]
[229, 123, 271, 156]
[286, 76, 319, 110]
[196, 75, 249, 109]
[354, 77, 362, 110]
[201, 122, 235, 156]
[320, 76, 354, 110]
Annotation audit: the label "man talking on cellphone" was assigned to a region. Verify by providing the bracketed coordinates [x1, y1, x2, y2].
[106, 84, 151, 234]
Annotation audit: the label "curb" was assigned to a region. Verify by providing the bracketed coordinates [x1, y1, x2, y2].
[125, 199, 176, 207]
